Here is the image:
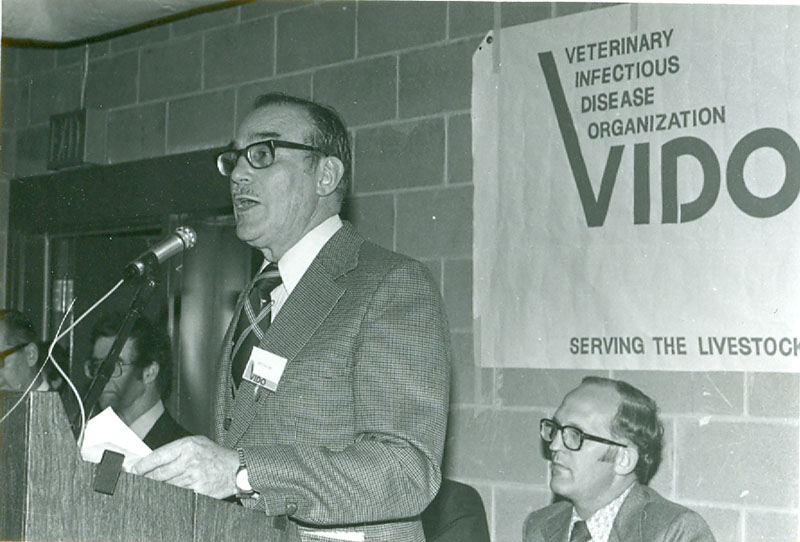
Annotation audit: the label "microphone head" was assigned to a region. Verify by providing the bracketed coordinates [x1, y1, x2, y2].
[174, 226, 197, 250]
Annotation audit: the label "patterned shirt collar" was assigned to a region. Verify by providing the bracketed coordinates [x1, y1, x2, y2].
[569, 483, 635, 542]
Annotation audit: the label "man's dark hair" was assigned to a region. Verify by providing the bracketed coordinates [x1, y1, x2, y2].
[251, 93, 352, 202]
[90, 312, 174, 398]
[582, 376, 664, 484]
[0, 309, 37, 345]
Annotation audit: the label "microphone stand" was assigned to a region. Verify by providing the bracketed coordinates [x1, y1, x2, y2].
[68, 264, 160, 441]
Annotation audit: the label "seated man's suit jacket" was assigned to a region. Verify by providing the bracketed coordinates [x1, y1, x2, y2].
[142, 409, 191, 450]
[422, 479, 490, 542]
[213, 222, 451, 542]
[524, 483, 717, 542]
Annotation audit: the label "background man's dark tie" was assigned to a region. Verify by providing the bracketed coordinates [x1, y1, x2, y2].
[230, 263, 282, 387]
[570, 520, 592, 542]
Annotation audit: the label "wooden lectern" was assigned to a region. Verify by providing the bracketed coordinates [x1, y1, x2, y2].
[0, 392, 299, 541]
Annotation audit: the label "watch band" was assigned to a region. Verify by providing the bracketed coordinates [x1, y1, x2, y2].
[235, 448, 255, 497]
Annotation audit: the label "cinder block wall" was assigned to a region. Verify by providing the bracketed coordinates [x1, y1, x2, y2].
[1, 2, 797, 541]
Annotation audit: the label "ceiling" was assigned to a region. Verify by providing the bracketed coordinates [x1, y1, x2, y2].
[2, 0, 240, 44]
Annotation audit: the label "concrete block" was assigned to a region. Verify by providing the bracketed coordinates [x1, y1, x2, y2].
[677, 420, 797, 507]
[107, 103, 166, 163]
[496, 369, 608, 409]
[29, 64, 83, 125]
[354, 118, 444, 193]
[56, 45, 85, 66]
[343, 193, 394, 250]
[276, 2, 355, 73]
[1, 131, 17, 177]
[167, 90, 235, 153]
[554, 3, 610, 18]
[748, 372, 799, 418]
[16, 48, 56, 75]
[443, 258, 471, 330]
[15, 124, 50, 177]
[447, 113, 472, 185]
[0, 181, 8, 231]
[85, 51, 138, 110]
[236, 74, 312, 127]
[746, 510, 798, 542]
[399, 39, 477, 118]
[449, 2, 495, 39]
[139, 36, 202, 101]
[204, 19, 274, 90]
[357, 1, 446, 56]
[171, 6, 239, 36]
[615, 371, 744, 415]
[396, 185, 472, 260]
[241, 0, 302, 20]
[693, 506, 741, 542]
[495, 486, 553, 542]
[2, 46, 19, 78]
[444, 406, 547, 484]
[501, 2, 552, 28]
[110, 25, 170, 53]
[314, 56, 397, 127]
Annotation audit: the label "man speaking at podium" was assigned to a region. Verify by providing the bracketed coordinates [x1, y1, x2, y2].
[133, 93, 452, 541]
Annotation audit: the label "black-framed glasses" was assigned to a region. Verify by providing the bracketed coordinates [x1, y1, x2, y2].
[216, 139, 325, 176]
[84, 357, 135, 379]
[540, 418, 628, 451]
[0, 343, 28, 369]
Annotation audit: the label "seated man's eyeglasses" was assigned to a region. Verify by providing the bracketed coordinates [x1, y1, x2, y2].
[540, 418, 628, 451]
[216, 139, 326, 176]
[0, 343, 28, 369]
[84, 357, 134, 379]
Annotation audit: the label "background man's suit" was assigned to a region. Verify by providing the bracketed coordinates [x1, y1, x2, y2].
[143, 409, 191, 450]
[213, 222, 451, 541]
[523, 483, 717, 542]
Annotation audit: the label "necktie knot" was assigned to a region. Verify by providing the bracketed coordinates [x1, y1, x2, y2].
[254, 263, 282, 303]
[569, 520, 592, 542]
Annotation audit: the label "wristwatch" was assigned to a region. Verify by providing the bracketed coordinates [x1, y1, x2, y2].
[235, 448, 255, 498]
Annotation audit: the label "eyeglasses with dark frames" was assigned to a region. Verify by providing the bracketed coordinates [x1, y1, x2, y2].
[540, 418, 628, 451]
[84, 357, 135, 379]
[216, 139, 325, 176]
[0, 343, 28, 369]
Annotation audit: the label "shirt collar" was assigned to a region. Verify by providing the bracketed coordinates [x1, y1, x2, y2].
[569, 483, 635, 542]
[275, 215, 343, 295]
[128, 399, 165, 442]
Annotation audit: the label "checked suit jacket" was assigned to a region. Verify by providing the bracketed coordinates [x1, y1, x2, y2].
[523, 483, 717, 542]
[213, 222, 452, 541]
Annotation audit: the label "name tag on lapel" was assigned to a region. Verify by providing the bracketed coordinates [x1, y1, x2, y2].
[243, 347, 288, 392]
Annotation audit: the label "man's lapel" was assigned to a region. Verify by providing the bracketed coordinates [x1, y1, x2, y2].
[542, 505, 572, 542]
[224, 222, 362, 446]
[608, 483, 646, 542]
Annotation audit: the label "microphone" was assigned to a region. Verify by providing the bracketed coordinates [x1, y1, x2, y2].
[124, 226, 197, 279]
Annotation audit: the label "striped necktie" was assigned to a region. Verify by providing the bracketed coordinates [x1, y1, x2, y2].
[231, 263, 282, 387]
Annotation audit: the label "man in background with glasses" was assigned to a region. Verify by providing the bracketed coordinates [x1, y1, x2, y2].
[133, 93, 451, 542]
[524, 376, 715, 542]
[0, 309, 49, 392]
[86, 312, 190, 450]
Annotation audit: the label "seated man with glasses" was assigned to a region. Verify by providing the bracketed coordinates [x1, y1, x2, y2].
[524, 376, 716, 542]
[0, 309, 49, 392]
[86, 312, 190, 449]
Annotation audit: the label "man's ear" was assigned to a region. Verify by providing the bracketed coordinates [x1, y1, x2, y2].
[142, 361, 160, 385]
[316, 156, 344, 197]
[24, 342, 39, 367]
[615, 445, 639, 476]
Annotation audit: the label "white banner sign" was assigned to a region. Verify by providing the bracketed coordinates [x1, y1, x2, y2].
[472, 4, 800, 371]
